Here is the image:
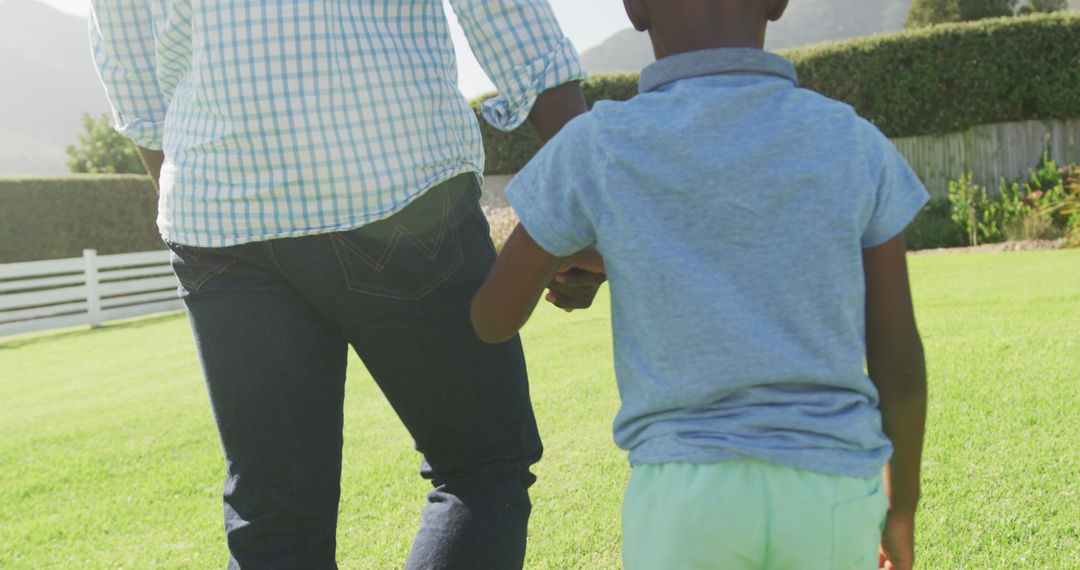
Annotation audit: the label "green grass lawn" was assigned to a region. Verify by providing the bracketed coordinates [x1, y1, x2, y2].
[1, 249, 1078, 569]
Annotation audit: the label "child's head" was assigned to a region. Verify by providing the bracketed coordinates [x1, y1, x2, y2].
[623, 0, 789, 57]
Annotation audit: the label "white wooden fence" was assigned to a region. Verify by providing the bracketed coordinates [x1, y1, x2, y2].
[0, 249, 182, 338]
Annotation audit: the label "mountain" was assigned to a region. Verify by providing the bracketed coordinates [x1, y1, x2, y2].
[583, 0, 1080, 74]
[580, 28, 655, 75]
[584, 0, 912, 74]
[0, 0, 110, 174]
[583, 0, 914, 73]
[766, 0, 911, 50]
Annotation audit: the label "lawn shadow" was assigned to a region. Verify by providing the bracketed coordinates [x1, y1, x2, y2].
[0, 311, 186, 350]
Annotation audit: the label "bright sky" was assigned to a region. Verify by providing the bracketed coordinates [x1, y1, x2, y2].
[34, 0, 631, 97]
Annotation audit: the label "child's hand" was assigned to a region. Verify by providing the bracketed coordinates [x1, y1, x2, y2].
[546, 247, 606, 311]
[878, 510, 915, 570]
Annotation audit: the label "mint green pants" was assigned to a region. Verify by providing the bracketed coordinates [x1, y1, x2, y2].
[622, 459, 888, 570]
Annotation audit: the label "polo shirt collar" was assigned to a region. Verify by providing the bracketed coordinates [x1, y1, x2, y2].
[638, 48, 798, 93]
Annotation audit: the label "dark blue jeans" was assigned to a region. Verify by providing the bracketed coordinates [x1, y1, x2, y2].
[168, 175, 542, 569]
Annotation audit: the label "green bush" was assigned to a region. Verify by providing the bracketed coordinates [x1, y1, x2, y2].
[948, 172, 997, 245]
[0, 175, 161, 264]
[474, 13, 1080, 174]
[944, 152, 1078, 246]
[906, 199, 967, 250]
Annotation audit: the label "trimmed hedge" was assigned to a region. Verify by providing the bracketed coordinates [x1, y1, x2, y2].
[791, 13, 1080, 138]
[0, 175, 161, 263]
[475, 13, 1080, 174]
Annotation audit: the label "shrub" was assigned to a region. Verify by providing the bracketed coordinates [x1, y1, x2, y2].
[906, 199, 967, 250]
[996, 151, 1077, 241]
[943, 152, 1078, 246]
[1065, 199, 1080, 247]
[0, 175, 161, 263]
[948, 172, 996, 245]
[1064, 166, 1080, 247]
[995, 181, 1046, 241]
[474, 13, 1080, 174]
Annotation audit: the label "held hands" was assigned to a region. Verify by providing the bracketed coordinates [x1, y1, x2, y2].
[879, 510, 915, 570]
[545, 246, 606, 312]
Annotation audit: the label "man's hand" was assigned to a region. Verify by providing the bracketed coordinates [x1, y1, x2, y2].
[545, 246, 606, 311]
[879, 510, 915, 570]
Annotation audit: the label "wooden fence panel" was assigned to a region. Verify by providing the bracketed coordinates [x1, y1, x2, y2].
[892, 118, 1080, 199]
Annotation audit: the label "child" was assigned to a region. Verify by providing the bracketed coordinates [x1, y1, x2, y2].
[471, 0, 928, 568]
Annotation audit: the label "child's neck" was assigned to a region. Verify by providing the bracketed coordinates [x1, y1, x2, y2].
[648, 12, 767, 60]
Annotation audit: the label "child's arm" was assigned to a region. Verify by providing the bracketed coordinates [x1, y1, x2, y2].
[863, 234, 926, 570]
[471, 224, 563, 344]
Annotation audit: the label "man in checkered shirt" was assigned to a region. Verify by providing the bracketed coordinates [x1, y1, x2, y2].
[89, 1, 601, 567]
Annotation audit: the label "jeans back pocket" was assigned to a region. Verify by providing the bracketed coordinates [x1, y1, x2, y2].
[167, 242, 238, 295]
[330, 184, 464, 301]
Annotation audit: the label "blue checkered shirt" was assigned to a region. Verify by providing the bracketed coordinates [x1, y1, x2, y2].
[89, 0, 585, 247]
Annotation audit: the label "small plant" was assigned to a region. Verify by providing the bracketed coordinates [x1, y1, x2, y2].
[948, 172, 993, 246]
[996, 180, 1045, 242]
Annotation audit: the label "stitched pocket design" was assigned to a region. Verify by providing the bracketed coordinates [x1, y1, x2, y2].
[330, 189, 464, 301]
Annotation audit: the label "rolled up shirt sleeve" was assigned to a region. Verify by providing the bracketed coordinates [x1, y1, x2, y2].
[89, 1, 169, 149]
[450, 0, 587, 132]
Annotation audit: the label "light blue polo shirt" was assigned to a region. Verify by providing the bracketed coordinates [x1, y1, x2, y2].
[506, 48, 929, 478]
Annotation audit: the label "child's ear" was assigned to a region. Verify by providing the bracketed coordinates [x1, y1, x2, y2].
[623, 0, 649, 32]
[767, 0, 790, 22]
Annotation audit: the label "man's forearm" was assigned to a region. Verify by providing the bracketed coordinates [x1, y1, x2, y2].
[135, 146, 164, 190]
[528, 81, 588, 142]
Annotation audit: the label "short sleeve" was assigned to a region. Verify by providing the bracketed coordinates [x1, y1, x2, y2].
[505, 115, 598, 257]
[861, 131, 930, 248]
